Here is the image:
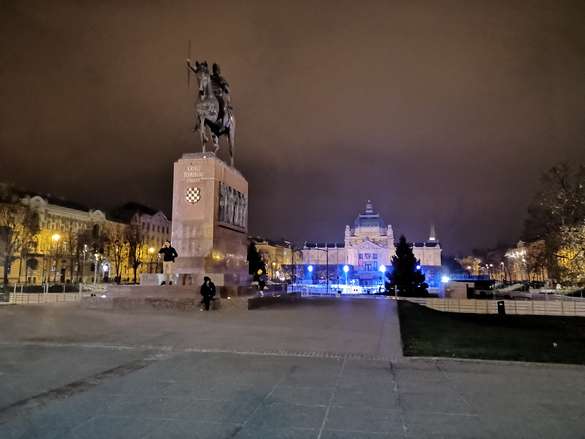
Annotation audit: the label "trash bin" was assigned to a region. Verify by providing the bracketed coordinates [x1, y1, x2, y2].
[497, 300, 506, 315]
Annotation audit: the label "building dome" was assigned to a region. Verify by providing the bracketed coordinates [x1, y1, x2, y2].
[353, 200, 385, 231]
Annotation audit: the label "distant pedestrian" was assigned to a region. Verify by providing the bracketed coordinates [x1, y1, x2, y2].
[158, 241, 178, 285]
[200, 276, 216, 311]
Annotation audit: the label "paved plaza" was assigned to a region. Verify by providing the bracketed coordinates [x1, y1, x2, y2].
[0, 297, 584, 438]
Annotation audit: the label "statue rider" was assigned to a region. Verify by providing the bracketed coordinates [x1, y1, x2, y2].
[210, 63, 231, 128]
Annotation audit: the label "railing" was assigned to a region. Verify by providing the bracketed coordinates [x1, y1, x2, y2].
[9, 292, 82, 305]
[289, 284, 347, 296]
[403, 297, 585, 317]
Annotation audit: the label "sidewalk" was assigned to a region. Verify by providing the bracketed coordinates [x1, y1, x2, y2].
[0, 298, 583, 438]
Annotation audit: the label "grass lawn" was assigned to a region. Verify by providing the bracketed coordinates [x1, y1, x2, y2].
[398, 301, 585, 365]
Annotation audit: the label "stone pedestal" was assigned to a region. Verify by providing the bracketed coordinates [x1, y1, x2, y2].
[171, 152, 249, 291]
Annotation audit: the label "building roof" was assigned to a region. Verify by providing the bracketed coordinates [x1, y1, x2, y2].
[109, 202, 164, 222]
[17, 189, 92, 212]
[304, 242, 345, 249]
[250, 236, 294, 247]
[353, 200, 385, 230]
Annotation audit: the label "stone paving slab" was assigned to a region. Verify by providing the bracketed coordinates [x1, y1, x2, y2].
[0, 299, 584, 438]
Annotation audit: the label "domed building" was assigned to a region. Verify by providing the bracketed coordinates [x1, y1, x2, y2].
[301, 201, 442, 289]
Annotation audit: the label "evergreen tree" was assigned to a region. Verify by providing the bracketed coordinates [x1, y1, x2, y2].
[247, 242, 266, 282]
[386, 235, 428, 297]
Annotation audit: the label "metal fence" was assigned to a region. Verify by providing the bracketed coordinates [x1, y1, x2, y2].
[404, 297, 585, 317]
[9, 292, 82, 305]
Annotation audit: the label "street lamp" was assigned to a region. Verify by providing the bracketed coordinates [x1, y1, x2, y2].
[379, 265, 387, 291]
[343, 264, 349, 286]
[311, 246, 330, 294]
[93, 253, 100, 284]
[50, 233, 61, 283]
[148, 247, 155, 273]
[81, 244, 88, 284]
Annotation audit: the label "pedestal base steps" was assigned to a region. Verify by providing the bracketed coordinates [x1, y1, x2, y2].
[80, 285, 255, 312]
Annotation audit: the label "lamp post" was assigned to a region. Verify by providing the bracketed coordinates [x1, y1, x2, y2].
[343, 264, 349, 286]
[379, 264, 386, 291]
[148, 247, 155, 273]
[50, 233, 61, 284]
[93, 253, 100, 285]
[290, 244, 296, 284]
[312, 246, 329, 294]
[81, 244, 88, 284]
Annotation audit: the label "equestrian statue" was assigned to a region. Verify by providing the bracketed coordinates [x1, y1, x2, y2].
[186, 59, 236, 166]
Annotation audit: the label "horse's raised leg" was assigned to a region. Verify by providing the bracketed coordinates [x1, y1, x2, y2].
[199, 116, 207, 152]
[212, 133, 220, 154]
[228, 118, 236, 167]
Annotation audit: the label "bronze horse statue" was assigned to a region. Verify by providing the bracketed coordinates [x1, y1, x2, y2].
[186, 59, 236, 166]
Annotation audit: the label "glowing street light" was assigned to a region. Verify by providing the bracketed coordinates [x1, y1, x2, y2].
[307, 265, 314, 273]
[441, 275, 451, 283]
[378, 265, 386, 273]
[343, 264, 349, 273]
[148, 247, 156, 273]
[51, 233, 61, 242]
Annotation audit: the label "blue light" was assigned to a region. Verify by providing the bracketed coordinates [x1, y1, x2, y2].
[308, 265, 314, 273]
[343, 264, 350, 273]
[441, 275, 450, 283]
[416, 264, 421, 270]
[378, 265, 386, 273]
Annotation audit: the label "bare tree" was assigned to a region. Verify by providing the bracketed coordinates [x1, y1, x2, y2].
[0, 186, 40, 288]
[524, 163, 585, 282]
[556, 226, 585, 285]
[126, 224, 145, 284]
[108, 228, 127, 284]
[76, 224, 110, 283]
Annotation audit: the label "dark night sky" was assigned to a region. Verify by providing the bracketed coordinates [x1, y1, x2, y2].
[1, 0, 584, 255]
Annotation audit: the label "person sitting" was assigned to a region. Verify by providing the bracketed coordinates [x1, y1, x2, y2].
[200, 276, 216, 311]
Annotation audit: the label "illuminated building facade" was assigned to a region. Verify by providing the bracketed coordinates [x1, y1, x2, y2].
[1, 191, 170, 285]
[300, 201, 442, 289]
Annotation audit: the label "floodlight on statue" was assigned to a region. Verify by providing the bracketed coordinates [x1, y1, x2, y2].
[378, 265, 386, 273]
[441, 275, 450, 283]
[307, 265, 314, 273]
[343, 265, 349, 273]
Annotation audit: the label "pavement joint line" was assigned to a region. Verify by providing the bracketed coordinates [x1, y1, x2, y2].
[325, 427, 398, 435]
[389, 361, 409, 437]
[316, 356, 347, 439]
[235, 369, 289, 435]
[0, 352, 174, 425]
[0, 340, 392, 361]
[433, 359, 476, 414]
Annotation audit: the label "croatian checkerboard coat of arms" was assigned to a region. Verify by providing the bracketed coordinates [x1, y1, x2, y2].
[185, 187, 201, 204]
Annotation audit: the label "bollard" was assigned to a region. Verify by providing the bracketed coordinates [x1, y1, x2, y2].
[497, 300, 506, 316]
